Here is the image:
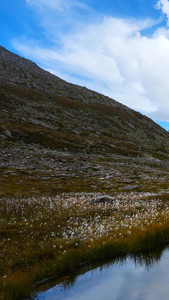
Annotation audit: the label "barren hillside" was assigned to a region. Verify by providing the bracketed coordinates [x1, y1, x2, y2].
[1, 45, 169, 196]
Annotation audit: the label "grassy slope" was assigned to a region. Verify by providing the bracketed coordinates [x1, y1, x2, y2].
[1, 49, 169, 299]
[1, 83, 169, 197]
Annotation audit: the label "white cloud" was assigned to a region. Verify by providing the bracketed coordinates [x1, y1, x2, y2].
[156, 0, 169, 25]
[13, 0, 169, 122]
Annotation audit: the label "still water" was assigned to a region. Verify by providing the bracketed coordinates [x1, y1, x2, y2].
[33, 247, 169, 300]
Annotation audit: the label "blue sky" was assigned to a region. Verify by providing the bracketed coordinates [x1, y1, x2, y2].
[1, 0, 169, 130]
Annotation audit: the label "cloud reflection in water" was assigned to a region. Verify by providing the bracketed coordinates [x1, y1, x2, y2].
[35, 247, 169, 300]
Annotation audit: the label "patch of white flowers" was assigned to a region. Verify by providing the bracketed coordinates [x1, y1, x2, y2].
[1, 190, 169, 254]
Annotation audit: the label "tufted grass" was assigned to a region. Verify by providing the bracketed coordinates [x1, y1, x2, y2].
[1, 191, 169, 299]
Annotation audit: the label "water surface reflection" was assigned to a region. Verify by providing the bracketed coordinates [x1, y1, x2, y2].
[33, 246, 169, 300]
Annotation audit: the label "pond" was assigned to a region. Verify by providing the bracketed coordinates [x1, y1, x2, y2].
[33, 246, 169, 300]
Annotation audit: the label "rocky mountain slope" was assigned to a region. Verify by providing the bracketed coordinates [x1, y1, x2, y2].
[1, 45, 169, 197]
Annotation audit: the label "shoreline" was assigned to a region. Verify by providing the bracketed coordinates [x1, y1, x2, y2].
[1, 191, 169, 299]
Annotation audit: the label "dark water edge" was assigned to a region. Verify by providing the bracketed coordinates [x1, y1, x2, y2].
[31, 245, 169, 300]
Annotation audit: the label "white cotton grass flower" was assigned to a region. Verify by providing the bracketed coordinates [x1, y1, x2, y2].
[2, 189, 169, 278]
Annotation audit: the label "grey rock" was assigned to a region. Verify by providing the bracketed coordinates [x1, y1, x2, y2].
[89, 195, 115, 204]
[4, 130, 12, 138]
[71, 128, 83, 135]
